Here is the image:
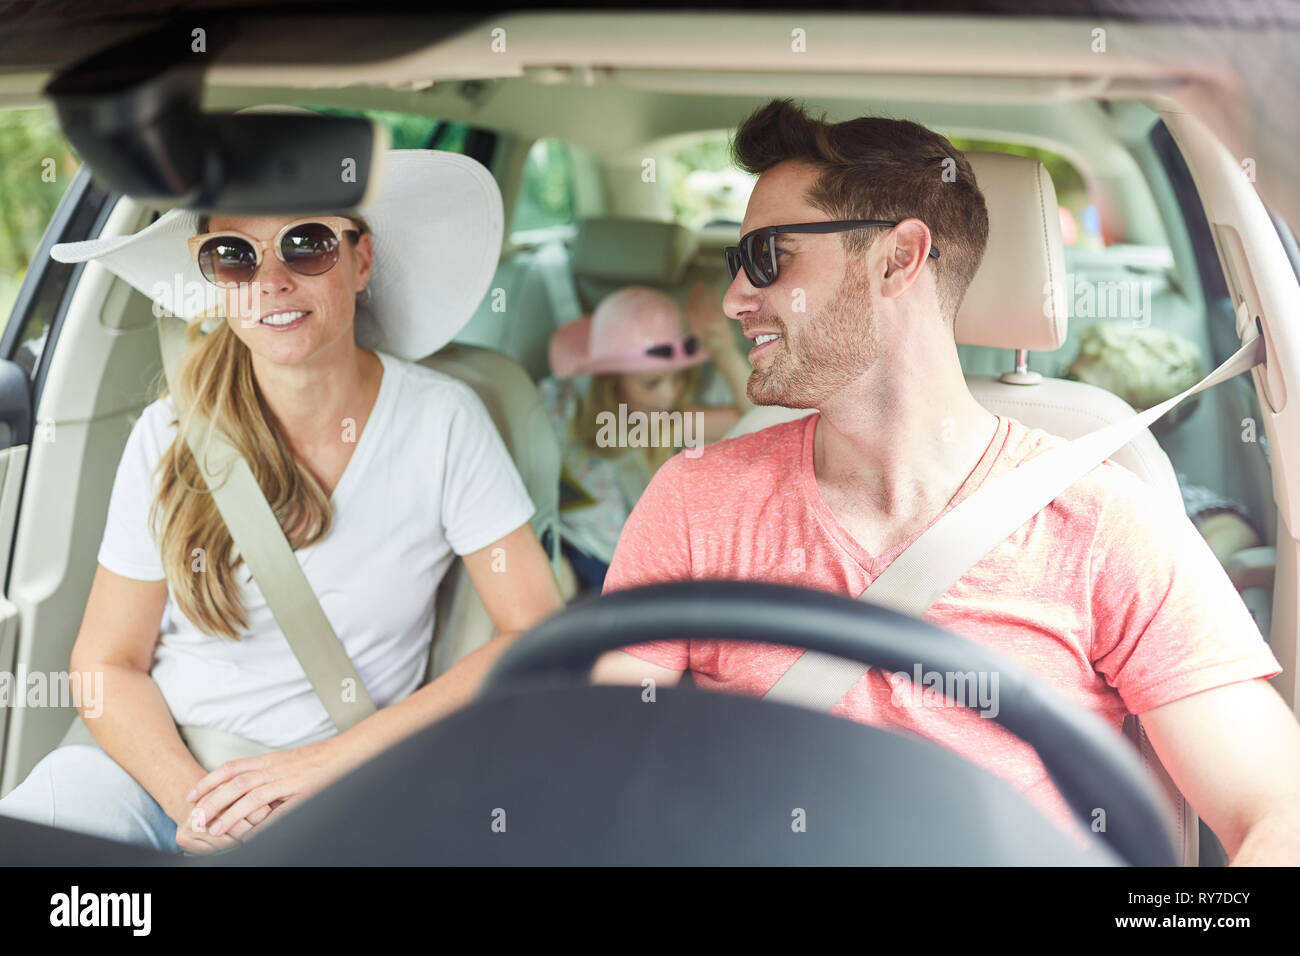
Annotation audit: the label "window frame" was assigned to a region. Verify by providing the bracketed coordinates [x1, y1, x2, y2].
[509, 136, 583, 242]
[1, 164, 114, 428]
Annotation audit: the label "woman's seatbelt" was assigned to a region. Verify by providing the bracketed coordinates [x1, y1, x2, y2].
[156, 317, 378, 733]
[765, 332, 1268, 710]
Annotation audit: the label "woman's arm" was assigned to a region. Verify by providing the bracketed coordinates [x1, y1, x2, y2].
[190, 522, 565, 837]
[69, 566, 250, 851]
[329, 521, 563, 769]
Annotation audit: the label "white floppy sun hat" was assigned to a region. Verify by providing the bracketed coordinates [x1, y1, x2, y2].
[49, 148, 503, 362]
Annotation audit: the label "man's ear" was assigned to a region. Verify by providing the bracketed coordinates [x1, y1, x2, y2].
[878, 218, 933, 301]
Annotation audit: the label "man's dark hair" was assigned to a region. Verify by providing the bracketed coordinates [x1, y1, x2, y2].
[731, 99, 989, 324]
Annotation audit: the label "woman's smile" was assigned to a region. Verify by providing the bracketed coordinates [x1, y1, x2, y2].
[258, 309, 312, 331]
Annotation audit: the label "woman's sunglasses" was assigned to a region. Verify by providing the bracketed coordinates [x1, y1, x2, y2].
[724, 219, 940, 289]
[188, 217, 361, 288]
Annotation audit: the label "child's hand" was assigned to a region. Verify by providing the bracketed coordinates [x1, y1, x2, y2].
[684, 282, 731, 354]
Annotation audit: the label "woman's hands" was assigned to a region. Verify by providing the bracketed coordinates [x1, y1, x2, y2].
[176, 737, 345, 853]
[170, 786, 275, 855]
[170, 526, 562, 856]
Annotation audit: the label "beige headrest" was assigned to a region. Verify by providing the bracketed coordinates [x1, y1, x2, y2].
[954, 152, 1068, 352]
[572, 218, 699, 285]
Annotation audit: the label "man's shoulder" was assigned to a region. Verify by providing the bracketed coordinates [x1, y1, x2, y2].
[1000, 415, 1182, 526]
[631, 414, 810, 520]
[666, 414, 810, 482]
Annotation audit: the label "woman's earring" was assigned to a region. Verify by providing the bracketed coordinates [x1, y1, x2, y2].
[356, 286, 372, 306]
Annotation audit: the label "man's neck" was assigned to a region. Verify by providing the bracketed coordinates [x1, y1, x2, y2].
[813, 344, 999, 526]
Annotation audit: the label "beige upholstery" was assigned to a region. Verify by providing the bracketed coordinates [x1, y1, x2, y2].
[417, 344, 562, 680]
[955, 153, 1068, 351]
[455, 244, 574, 381]
[724, 152, 1198, 866]
[570, 217, 699, 311]
[455, 217, 703, 384]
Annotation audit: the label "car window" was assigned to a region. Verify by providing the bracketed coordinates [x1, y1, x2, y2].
[944, 134, 1186, 388]
[0, 107, 80, 339]
[308, 106, 442, 149]
[308, 107, 498, 169]
[511, 138, 578, 238]
[664, 131, 756, 231]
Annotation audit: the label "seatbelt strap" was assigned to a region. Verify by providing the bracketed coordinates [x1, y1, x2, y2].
[157, 317, 378, 732]
[765, 333, 1267, 710]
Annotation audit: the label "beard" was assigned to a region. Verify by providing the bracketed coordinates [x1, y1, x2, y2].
[746, 261, 879, 409]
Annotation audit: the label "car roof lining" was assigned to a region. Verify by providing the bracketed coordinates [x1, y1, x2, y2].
[196, 81, 1167, 244]
[1, 9, 1295, 227]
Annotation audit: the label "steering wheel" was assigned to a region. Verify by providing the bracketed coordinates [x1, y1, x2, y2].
[477, 580, 1178, 866]
[207, 580, 1176, 867]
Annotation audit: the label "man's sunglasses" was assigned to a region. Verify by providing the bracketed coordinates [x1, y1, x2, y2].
[188, 217, 361, 288]
[724, 220, 940, 289]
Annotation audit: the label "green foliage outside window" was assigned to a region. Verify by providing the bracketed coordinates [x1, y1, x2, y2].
[0, 108, 80, 325]
[660, 131, 1090, 235]
[309, 106, 443, 151]
[513, 139, 576, 234]
[663, 135, 755, 230]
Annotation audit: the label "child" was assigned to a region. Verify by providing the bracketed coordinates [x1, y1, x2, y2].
[541, 283, 752, 591]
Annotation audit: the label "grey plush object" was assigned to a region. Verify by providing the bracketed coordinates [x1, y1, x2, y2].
[1065, 323, 1205, 435]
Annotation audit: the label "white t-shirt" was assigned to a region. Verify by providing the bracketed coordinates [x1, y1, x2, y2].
[97, 350, 535, 749]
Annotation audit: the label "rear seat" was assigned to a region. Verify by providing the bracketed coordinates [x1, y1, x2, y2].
[417, 343, 563, 678]
[455, 217, 711, 385]
[569, 217, 699, 310]
[454, 243, 570, 382]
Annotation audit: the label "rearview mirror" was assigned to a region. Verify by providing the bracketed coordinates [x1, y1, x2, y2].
[44, 23, 386, 213]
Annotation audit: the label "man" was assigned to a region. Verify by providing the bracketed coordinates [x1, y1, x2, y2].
[593, 99, 1300, 865]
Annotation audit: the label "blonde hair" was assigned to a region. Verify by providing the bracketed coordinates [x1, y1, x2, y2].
[151, 215, 367, 639]
[574, 367, 702, 474]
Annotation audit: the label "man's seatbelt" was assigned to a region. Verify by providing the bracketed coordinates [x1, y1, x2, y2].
[765, 333, 1267, 710]
[156, 317, 378, 732]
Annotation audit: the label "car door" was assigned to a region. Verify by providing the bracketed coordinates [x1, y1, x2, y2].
[0, 156, 117, 792]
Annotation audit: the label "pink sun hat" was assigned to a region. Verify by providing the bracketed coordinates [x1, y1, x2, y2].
[549, 286, 711, 378]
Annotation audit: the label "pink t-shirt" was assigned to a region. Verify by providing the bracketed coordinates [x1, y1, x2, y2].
[603, 412, 1281, 835]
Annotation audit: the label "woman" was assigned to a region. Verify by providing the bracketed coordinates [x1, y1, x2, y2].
[0, 149, 563, 854]
[541, 282, 752, 591]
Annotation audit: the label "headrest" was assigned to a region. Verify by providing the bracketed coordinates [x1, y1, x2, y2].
[954, 152, 1068, 352]
[572, 218, 698, 285]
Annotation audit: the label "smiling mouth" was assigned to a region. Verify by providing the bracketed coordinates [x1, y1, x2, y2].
[749, 332, 783, 356]
[259, 310, 310, 327]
